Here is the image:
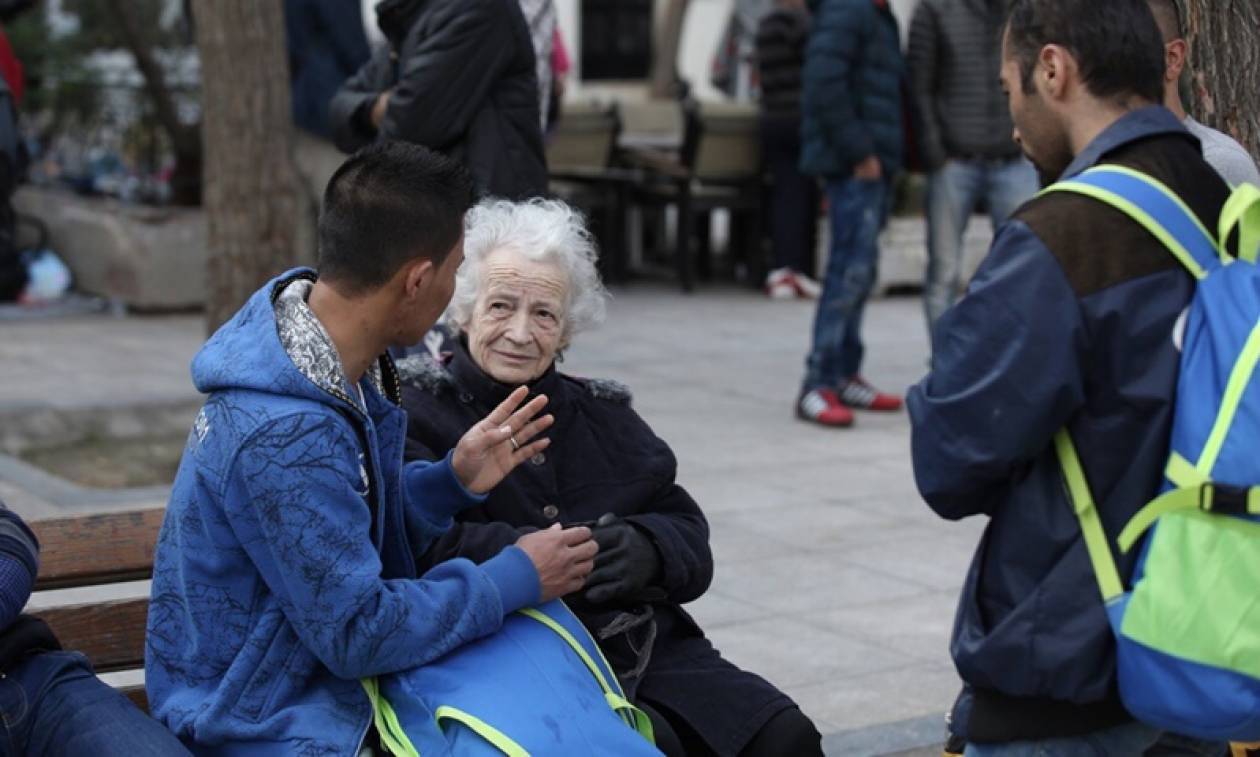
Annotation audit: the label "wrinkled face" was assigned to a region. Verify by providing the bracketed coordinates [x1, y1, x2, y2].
[465, 247, 569, 385]
[1001, 30, 1073, 186]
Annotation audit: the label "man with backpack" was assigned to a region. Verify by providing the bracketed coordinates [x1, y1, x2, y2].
[908, 0, 1237, 752]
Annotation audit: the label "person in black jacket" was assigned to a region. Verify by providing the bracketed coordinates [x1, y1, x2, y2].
[329, 0, 548, 200]
[0, 497, 191, 755]
[401, 199, 824, 757]
[906, 0, 1037, 359]
[755, 0, 821, 300]
[908, 1, 1232, 753]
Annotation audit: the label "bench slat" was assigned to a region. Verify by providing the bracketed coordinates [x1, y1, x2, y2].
[31, 510, 165, 590]
[120, 684, 149, 714]
[38, 597, 148, 672]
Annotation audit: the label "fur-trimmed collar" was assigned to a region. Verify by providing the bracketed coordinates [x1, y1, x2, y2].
[396, 350, 632, 405]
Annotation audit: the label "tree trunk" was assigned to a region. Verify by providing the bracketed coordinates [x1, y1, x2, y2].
[1178, 0, 1260, 159]
[650, 0, 690, 99]
[103, 0, 202, 205]
[193, 0, 305, 334]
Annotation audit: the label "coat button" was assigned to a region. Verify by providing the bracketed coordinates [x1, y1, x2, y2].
[542, 504, 559, 519]
[459, 392, 473, 404]
[530, 452, 546, 466]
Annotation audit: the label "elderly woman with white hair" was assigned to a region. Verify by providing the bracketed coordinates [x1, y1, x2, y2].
[399, 199, 823, 757]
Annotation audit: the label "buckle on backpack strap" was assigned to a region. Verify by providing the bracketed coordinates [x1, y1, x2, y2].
[1204, 483, 1251, 516]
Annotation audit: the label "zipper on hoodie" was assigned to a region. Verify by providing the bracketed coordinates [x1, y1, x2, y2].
[353, 715, 371, 756]
[323, 388, 381, 757]
[269, 274, 388, 754]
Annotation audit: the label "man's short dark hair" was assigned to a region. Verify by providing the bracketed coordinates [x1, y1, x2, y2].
[1005, 0, 1166, 104]
[1146, 0, 1182, 43]
[317, 141, 476, 294]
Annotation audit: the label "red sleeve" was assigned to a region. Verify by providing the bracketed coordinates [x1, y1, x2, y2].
[0, 27, 24, 105]
[551, 27, 570, 76]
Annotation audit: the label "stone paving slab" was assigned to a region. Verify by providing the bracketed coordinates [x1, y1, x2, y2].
[0, 281, 990, 755]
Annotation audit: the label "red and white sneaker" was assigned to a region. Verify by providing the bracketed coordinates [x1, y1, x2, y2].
[789, 271, 822, 299]
[838, 377, 903, 412]
[796, 388, 855, 427]
[765, 268, 797, 300]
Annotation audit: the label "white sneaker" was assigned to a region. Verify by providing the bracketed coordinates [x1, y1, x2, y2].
[764, 268, 796, 300]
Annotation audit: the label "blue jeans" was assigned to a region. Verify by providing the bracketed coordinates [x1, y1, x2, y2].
[0, 651, 190, 756]
[963, 721, 1161, 757]
[803, 177, 889, 391]
[923, 157, 1038, 352]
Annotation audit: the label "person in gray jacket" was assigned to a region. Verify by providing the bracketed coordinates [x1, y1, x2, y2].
[907, 0, 1037, 358]
[1147, 0, 1260, 188]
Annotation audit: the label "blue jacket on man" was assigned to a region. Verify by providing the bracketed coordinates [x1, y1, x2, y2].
[908, 107, 1232, 741]
[799, 0, 904, 178]
[146, 270, 540, 755]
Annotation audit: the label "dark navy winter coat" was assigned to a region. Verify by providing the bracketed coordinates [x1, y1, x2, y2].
[400, 344, 795, 756]
[908, 108, 1232, 741]
[799, 0, 904, 178]
[283, 0, 370, 139]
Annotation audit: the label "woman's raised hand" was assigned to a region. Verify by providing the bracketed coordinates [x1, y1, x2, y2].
[451, 386, 553, 494]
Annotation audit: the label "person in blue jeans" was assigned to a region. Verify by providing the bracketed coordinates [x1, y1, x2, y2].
[0, 497, 190, 756]
[920, 158, 1036, 352]
[796, 0, 905, 428]
[907, 0, 1038, 359]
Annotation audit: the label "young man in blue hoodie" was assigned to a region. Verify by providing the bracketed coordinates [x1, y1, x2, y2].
[146, 141, 598, 755]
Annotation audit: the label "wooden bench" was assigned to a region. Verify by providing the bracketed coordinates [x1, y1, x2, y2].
[28, 508, 165, 712]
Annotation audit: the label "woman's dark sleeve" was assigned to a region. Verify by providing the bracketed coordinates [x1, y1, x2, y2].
[622, 439, 713, 605]
[404, 410, 530, 571]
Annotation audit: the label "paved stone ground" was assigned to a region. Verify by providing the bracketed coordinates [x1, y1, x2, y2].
[0, 281, 990, 755]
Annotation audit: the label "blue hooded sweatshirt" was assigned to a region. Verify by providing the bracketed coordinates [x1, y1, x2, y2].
[145, 269, 540, 755]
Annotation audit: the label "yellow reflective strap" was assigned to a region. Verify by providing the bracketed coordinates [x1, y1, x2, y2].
[1219, 182, 1260, 263]
[604, 692, 656, 745]
[1080, 165, 1228, 264]
[518, 606, 655, 743]
[1041, 181, 1208, 280]
[1197, 315, 1260, 475]
[1165, 451, 1208, 489]
[435, 706, 529, 757]
[1117, 487, 1201, 553]
[1054, 430, 1125, 601]
[1118, 484, 1260, 552]
[518, 607, 617, 699]
[360, 678, 421, 757]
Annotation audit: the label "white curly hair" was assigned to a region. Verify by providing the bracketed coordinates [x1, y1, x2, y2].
[445, 198, 609, 344]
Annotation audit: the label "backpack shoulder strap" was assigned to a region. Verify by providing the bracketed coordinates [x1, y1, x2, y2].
[1041, 165, 1226, 280]
[1054, 429, 1125, 607]
[1220, 182, 1260, 263]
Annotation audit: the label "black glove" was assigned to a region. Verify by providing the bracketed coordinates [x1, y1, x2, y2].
[581, 513, 662, 605]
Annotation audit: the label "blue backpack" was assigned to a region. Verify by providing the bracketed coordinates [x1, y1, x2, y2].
[1046, 166, 1260, 742]
[361, 599, 660, 755]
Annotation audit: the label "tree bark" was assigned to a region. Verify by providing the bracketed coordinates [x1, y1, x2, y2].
[1178, 0, 1260, 159]
[193, 0, 305, 334]
[650, 0, 690, 99]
